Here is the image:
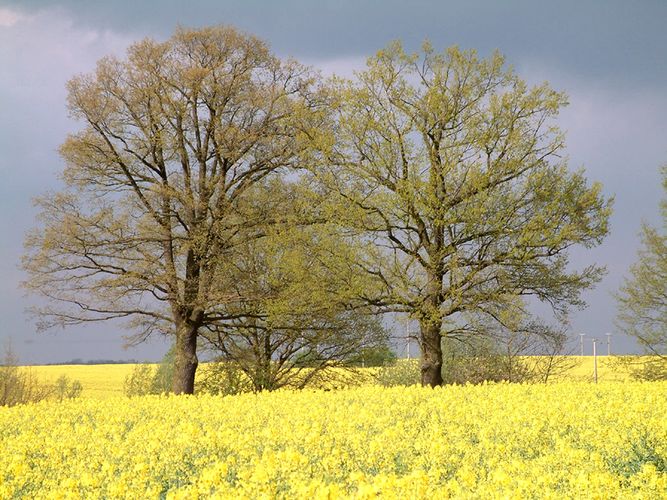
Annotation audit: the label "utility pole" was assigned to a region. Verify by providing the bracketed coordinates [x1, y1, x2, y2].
[405, 318, 411, 360]
[605, 333, 612, 356]
[592, 338, 598, 383]
[579, 333, 586, 356]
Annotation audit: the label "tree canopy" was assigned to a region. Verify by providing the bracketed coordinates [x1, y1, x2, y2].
[616, 165, 667, 358]
[23, 26, 322, 393]
[311, 42, 612, 386]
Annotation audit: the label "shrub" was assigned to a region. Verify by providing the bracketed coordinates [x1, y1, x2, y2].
[123, 364, 155, 397]
[150, 348, 175, 394]
[123, 348, 176, 397]
[611, 356, 667, 381]
[0, 365, 52, 407]
[0, 341, 81, 406]
[348, 344, 397, 367]
[634, 357, 667, 380]
[197, 361, 252, 396]
[375, 359, 420, 387]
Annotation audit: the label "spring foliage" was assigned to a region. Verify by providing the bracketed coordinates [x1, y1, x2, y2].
[23, 26, 611, 390]
[22, 26, 322, 394]
[616, 165, 667, 361]
[311, 42, 612, 385]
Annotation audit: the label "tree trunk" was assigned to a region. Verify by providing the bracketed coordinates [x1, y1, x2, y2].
[420, 318, 443, 387]
[173, 322, 199, 394]
[420, 263, 444, 387]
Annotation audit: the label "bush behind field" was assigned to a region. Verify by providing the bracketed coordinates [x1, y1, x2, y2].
[1, 366, 83, 407]
[608, 355, 667, 381]
[1, 343, 82, 407]
[124, 350, 175, 397]
[373, 355, 647, 387]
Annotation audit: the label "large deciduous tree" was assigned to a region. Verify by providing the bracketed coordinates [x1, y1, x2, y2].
[616, 166, 667, 359]
[23, 26, 319, 394]
[315, 43, 612, 386]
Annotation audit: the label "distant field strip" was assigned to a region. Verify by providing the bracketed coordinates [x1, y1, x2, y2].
[27, 356, 646, 398]
[1, 382, 665, 498]
[27, 364, 138, 399]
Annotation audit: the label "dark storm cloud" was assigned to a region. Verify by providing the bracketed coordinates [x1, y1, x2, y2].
[7, 0, 667, 88]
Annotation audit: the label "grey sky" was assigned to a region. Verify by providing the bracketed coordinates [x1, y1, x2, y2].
[1, 1, 665, 363]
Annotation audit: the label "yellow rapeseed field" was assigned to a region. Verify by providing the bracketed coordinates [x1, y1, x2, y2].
[1, 382, 665, 498]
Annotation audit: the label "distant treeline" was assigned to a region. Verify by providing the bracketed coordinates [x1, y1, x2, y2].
[44, 359, 143, 366]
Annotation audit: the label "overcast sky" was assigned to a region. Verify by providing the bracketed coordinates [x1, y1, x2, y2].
[1, 1, 665, 363]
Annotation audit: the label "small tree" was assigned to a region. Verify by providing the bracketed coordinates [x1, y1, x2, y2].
[196, 179, 387, 391]
[480, 317, 577, 383]
[609, 356, 667, 382]
[616, 165, 667, 363]
[52, 375, 83, 402]
[200, 217, 389, 391]
[375, 360, 421, 387]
